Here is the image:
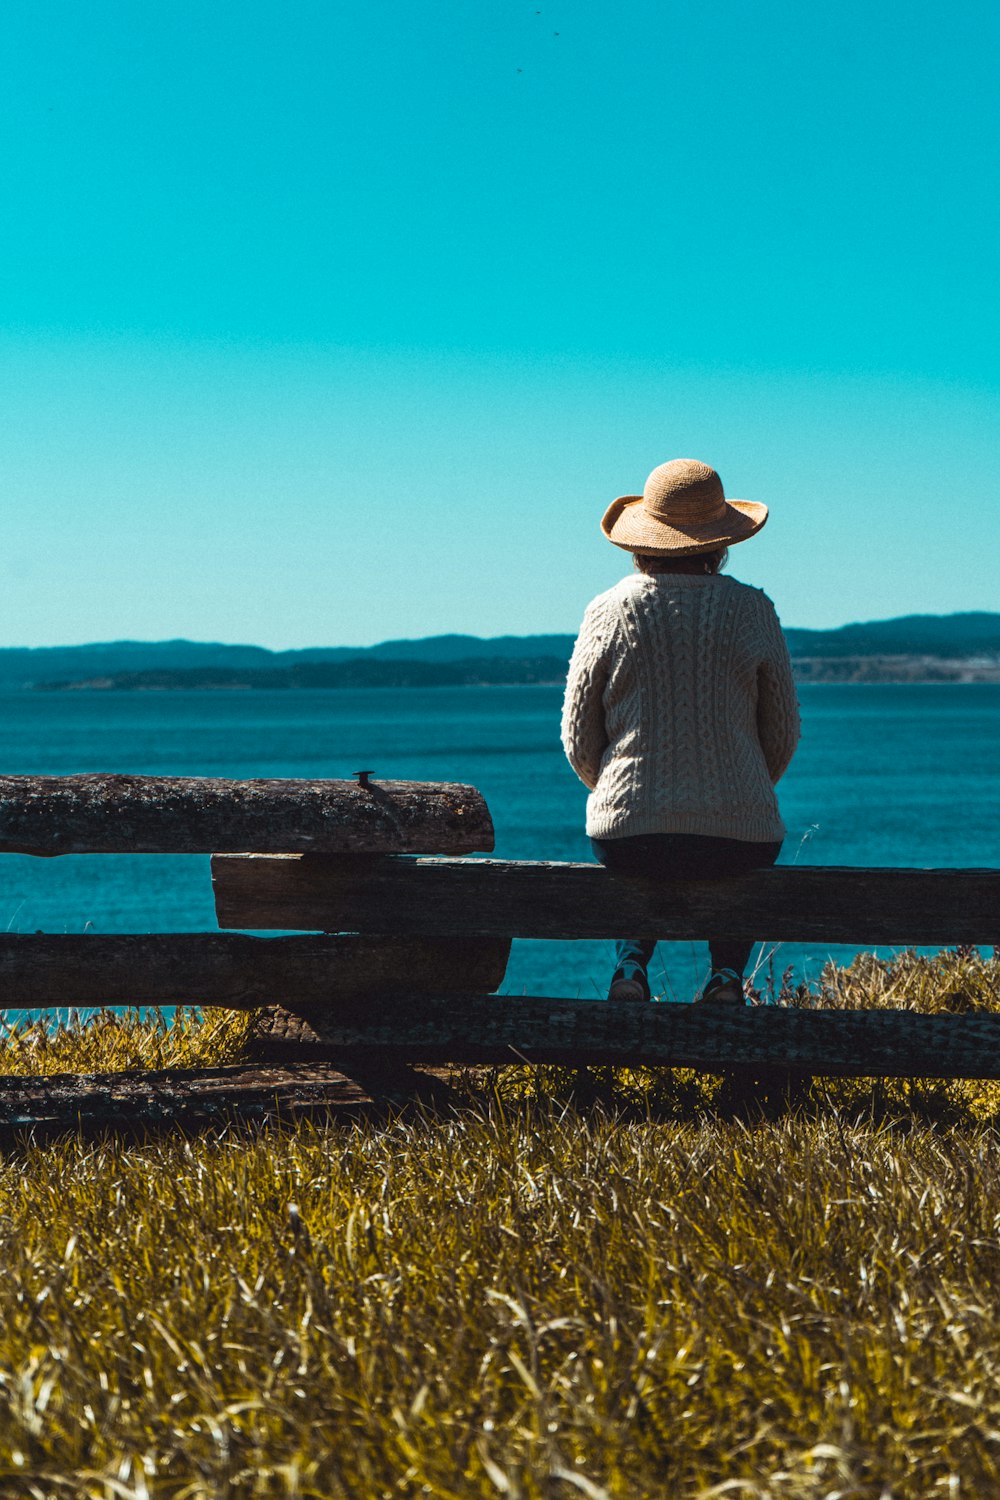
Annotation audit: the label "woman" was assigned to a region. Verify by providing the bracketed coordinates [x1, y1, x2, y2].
[561, 458, 800, 1005]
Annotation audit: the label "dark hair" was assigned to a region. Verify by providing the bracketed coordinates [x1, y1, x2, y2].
[633, 547, 729, 576]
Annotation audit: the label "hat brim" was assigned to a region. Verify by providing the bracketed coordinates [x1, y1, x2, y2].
[600, 495, 768, 555]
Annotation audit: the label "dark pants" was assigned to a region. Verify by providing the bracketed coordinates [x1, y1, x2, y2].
[591, 833, 783, 980]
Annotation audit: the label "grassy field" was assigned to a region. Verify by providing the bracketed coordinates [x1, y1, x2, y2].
[2, 950, 1000, 1498]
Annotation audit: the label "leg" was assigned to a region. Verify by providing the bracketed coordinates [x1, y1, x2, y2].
[708, 937, 755, 978]
[698, 839, 784, 1004]
[592, 834, 783, 1004]
[592, 837, 665, 1002]
[693, 939, 753, 1006]
[609, 937, 656, 1002]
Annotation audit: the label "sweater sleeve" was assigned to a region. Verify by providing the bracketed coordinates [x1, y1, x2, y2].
[753, 593, 801, 784]
[561, 598, 613, 792]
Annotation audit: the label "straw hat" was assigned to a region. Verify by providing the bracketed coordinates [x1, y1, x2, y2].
[601, 459, 768, 555]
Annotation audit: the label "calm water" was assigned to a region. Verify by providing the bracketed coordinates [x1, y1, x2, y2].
[2, 683, 1000, 1007]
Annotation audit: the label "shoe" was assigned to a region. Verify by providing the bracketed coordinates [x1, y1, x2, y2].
[608, 965, 651, 1003]
[694, 968, 745, 1007]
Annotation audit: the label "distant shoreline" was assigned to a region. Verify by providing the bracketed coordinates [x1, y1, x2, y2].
[792, 656, 1000, 685]
[29, 654, 1000, 692]
[5, 613, 1000, 691]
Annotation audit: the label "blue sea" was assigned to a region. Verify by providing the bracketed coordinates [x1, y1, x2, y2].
[2, 683, 1000, 1008]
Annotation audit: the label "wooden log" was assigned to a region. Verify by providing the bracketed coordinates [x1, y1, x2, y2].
[6, 1000, 1000, 1136]
[0, 775, 493, 856]
[212, 855, 1000, 946]
[0, 934, 510, 1010]
[0, 1062, 459, 1138]
[224, 993, 1000, 1079]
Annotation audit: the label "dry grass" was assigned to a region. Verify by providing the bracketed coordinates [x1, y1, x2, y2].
[4, 1110, 1000, 1497]
[2, 951, 1000, 1496]
[503, 946, 1000, 1127]
[0, 1007, 256, 1078]
[755, 942, 1000, 1015]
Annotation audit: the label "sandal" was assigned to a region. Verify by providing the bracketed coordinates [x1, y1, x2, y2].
[694, 968, 745, 1007]
[608, 963, 651, 1003]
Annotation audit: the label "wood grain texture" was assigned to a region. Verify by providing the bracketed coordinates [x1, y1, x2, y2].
[232, 993, 1000, 1078]
[0, 934, 511, 1009]
[212, 855, 1000, 945]
[0, 1062, 460, 1139]
[0, 775, 493, 856]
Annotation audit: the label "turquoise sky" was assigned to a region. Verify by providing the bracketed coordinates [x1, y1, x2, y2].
[2, 0, 998, 648]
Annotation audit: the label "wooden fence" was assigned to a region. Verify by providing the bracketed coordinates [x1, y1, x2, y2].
[1, 773, 999, 1131]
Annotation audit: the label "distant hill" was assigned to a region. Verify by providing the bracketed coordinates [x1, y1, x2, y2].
[38, 658, 571, 692]
[0, 634, 579, 690]
[337, 633, 578, 663]
[4, 611, 1000, 690]
[783, 613, 1000, 659]
[0, 640, 280, 690]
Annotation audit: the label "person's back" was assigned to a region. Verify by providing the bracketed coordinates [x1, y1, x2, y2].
[564, 568, 798, 844]
[561, 458, 801, 1006]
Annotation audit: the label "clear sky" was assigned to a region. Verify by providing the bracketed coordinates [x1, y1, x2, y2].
[2, 0, 998, 648]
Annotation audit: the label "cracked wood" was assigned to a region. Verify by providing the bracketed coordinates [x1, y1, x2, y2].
[0, 1062, 458, 1137]
[233, 993, 1000, 1078]
[0, 775, 493, 856]
[212, 856, 1000, 945]
[0, 934, 510, 1009]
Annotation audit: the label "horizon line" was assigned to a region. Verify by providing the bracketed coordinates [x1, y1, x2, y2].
[1, 607, 999, 655]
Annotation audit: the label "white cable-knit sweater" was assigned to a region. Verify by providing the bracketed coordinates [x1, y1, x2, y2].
[561, 572, 801, 842]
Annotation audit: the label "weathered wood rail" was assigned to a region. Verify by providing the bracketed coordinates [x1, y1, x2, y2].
[212, 855, 1000, 945]
[0, 774, 493, 855]
[0, 1062, 457, 1140]
[3, 771, 1000, 1132]
[0, 934, 511, 1009]
[241, 994, 1000, 1079]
